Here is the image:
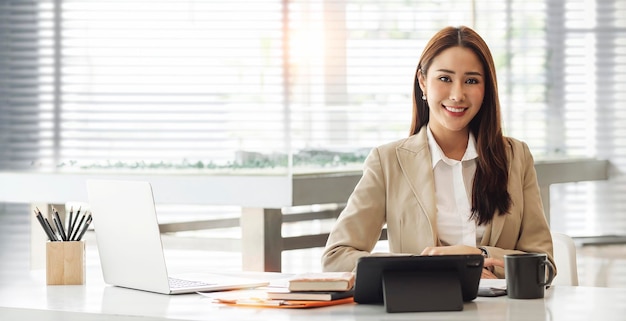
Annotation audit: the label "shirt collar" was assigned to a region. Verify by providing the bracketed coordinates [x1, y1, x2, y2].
[427, 125, 478, 168]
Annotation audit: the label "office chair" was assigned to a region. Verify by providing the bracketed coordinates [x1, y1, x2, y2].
[551, 232, 579, 286]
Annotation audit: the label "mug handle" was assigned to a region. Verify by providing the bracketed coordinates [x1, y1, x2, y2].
[539, 259, 556, 287]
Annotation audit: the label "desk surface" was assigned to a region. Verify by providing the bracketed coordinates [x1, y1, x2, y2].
[1, 270, 625, 321]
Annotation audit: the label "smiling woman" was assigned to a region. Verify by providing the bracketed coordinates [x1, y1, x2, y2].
[322, 26, 554, 280]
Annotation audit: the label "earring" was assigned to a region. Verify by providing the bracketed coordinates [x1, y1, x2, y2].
[421, 94, 426, 100]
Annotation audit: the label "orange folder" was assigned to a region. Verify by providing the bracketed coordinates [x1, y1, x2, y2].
[216, 296, 355, 309]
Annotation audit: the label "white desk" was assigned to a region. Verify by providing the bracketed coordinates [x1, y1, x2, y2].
[0, 158, 610, 272]
[1, 270, 625, 321]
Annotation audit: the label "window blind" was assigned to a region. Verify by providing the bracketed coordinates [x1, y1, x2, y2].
[1, 0, 626, 237]
[0, 0, 549, 172]
[547, 0, 626, 236]
[59, 0, 287, 172]
[0, 1, 51, 170]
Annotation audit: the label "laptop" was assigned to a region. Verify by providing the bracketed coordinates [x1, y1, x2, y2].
[86, 179, 269, 295]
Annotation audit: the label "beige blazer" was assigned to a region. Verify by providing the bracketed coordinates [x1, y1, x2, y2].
[321, 128, 554, 278]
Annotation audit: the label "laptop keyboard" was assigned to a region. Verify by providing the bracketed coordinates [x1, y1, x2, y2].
[168, 277, 216, 289]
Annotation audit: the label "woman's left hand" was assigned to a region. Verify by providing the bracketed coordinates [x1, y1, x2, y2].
[481, 258, 505, 279]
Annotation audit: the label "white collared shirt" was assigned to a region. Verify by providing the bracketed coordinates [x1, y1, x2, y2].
[427, 126, 485, 247]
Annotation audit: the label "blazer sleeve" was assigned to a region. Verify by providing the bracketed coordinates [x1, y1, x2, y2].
[321, 147, 388, 272]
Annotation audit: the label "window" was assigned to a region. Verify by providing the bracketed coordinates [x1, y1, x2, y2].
[546, 0, 626, 235]
[1, 0, 625, 237]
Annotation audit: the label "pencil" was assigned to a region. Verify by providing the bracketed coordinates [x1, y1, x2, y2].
[75, 214, 92, 241]
[34, 210, 55, 241]
[44, 216, 59, 241]
[71, 212, 86, 241]
[36, 207, 59, 242]
[67, 206, 74, 240]
[70, 206, 82, 240]
[53, 217, 65, 241]
[52, 207, 68, 241]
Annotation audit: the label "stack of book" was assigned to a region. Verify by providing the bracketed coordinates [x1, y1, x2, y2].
[266, 271, 356, 301]
[205, 272, 356, 308]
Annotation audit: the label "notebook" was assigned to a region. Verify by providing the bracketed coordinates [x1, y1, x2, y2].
[86, 179, 269, 295]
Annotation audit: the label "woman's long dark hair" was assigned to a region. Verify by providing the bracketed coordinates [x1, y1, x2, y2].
[410, 26, 511, 225]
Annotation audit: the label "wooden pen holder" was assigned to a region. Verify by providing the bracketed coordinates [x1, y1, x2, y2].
[46, 241, 85, 285]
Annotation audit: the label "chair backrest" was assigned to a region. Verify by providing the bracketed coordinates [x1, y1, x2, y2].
[551, 232, 579, 286]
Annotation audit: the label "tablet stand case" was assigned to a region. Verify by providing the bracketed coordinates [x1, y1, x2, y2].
[382, 269, 463, 313]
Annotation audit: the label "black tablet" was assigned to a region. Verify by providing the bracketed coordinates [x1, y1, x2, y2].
[353, 254, 484, 312]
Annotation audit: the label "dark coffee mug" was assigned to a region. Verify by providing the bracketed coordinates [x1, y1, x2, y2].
[504, 253, 555, 299]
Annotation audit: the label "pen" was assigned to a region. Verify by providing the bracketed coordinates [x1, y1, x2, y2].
[75, 214, 92, 241]
[234, 298, 286, 306]
[228, 298, 306, 307]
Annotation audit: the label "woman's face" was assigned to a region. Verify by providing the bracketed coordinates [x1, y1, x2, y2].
[418, 46, 485, 137]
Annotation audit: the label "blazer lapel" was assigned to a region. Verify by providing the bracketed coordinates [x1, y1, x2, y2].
[395, 130, 437, 229]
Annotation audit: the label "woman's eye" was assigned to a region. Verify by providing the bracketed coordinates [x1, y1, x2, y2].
[466, 78, 479, 84]
[438, 76, 451, 82]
